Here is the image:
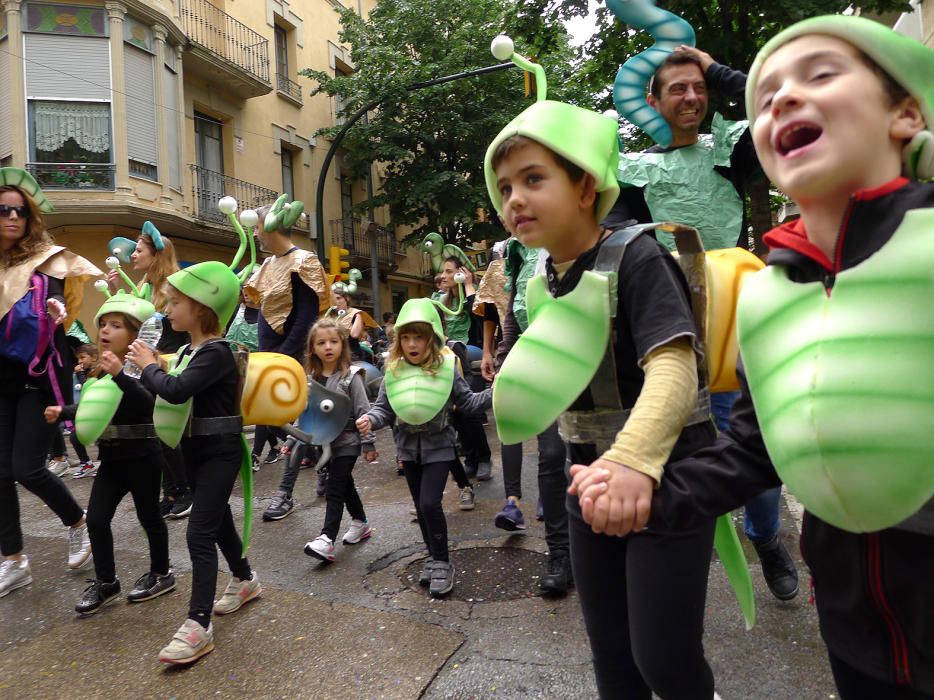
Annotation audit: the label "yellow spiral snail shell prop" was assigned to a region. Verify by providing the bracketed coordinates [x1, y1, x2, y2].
[241, 352, 308, 426]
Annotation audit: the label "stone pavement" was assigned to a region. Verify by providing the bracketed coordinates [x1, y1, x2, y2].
[1, 425, 837, 699]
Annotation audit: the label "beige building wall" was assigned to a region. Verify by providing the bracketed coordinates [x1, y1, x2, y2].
[0, 0, 433, 337]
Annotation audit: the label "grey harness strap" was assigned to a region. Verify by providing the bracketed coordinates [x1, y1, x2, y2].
[557, 224, 712, 453]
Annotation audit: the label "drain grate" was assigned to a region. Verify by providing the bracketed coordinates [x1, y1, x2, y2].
[402, 546, 549, 602]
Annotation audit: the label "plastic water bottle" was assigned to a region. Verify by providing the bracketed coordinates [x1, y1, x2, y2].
[123, 314, 163, 378]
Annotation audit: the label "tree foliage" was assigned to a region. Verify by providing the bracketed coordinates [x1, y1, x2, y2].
[302, 0, 583, 246]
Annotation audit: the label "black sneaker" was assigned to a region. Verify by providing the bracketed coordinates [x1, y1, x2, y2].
[540, 553, 573, 597]
[263, 447, 281, 464]
[262, 492, 295, 521]
[159, 497, 173, 519]
[75, 578, 121, 615]
[754, 533, 799, 601]
[315, 465, 328, 497]
[429, 560, 455, 598]
[168, 494, 193, 520]
[476, 461, 492, 481]
[127, 570, 176, 603]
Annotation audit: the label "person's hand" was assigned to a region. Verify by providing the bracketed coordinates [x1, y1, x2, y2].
[47, 298, 66, 325]
[105, 269, 121, 294]
[355, 415, 372, 434]
[99, 350, 123, 377]
[363, 450, 378, 463]
[126, 340, 159, 371]
[74, 363, 83, 373]
[481, 352, 495, 382]
[570, 459, 654, 537]
[674, 45, 715, 73]
[44, 405, 62, 424]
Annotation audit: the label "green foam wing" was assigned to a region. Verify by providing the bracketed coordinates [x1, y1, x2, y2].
[238, 435, 253, 555]
[153, 353, 193, 448]
[493, 271, 610, 444]
[75, 375, 123, 445]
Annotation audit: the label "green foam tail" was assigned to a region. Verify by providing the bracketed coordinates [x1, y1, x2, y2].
[239, 434, 253, 556]
[714, 513, 756, 630]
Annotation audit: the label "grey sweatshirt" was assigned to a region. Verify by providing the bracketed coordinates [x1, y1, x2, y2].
[366, 371, 492, 463]
[321, 368, 376, 457]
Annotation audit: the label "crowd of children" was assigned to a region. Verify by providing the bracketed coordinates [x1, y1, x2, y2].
[1, 12, 933, 699]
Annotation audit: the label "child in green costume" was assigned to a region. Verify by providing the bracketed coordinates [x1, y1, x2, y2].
[572, 16, 934, 698]
[127, 261, 259, 666]
[44, 291, 174, 616]
[355, 299, 492, 599]
[486, 36, 720, 699]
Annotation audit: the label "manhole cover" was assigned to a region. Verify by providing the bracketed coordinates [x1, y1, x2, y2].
[402, 546, 549, 602]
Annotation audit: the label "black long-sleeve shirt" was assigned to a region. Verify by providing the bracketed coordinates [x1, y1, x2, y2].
[141, 341, 238, 419]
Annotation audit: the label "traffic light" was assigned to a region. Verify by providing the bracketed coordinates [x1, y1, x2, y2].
[328, 245, 350, 287]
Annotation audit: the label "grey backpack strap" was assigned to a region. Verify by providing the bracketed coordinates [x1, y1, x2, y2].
[587, 225, 654, 409]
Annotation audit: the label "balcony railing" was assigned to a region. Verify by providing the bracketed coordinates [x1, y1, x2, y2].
[276, 74, 303, 104]
[189, 164, 279, 226]
[330, 217, 397, 269]
[179, 0, 270, 93]
[27, 162, 115, 190]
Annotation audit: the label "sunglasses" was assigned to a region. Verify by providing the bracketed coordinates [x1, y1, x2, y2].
[0, 205, 29, 218]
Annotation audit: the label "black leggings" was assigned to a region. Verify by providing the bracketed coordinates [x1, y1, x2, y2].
[402, 459, 452, 562]
[182, 438, 252, 626]
[48, 424, 90, 463]
[321, 454, 366, 541]
[829, 653, 934, 700]
[160, 444, 189, 500]
[86, 453, 169, 582]
[252, 425, 283, 456]
[452, 411, 491, 469]
[0, 390, 84, 555]
[448, 457, 471, 489]
[569, 502, 716, 700]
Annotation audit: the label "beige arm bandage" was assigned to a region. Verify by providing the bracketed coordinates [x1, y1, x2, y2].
[600, 340, 698, 485]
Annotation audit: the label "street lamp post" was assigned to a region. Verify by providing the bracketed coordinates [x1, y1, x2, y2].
[313, 61, 516, 316]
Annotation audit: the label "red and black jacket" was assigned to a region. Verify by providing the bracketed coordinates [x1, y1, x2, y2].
[653, 177, 934, 693]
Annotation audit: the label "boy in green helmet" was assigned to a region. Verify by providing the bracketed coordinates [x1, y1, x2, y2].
[572, 15, 934, 698]
[485, 39, 720, 697]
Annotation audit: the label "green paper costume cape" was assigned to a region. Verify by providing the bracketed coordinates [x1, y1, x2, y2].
[483, 38, 620, 224]
[745, 15, 934, 180]
[503, 238, 544, 333]
[385, 297, 458, 425]
[737, 211, 934, 533]
[617, 114, 748, 252]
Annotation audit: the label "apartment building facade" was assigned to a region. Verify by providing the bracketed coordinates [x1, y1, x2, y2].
[0, 0, 433, 331]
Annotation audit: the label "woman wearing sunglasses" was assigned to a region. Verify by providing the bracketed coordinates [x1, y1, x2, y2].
[0, 168, 101, 598]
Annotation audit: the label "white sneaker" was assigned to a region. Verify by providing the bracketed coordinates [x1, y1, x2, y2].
[47, 459, 70, 477]
[341, 519, 372, 545]
[0, 556, 32, 598]
[212, 571, 261, 615]
[304, 534, 336, 562]
[158, 618, 214, 665]
[67, 522, 92, 569]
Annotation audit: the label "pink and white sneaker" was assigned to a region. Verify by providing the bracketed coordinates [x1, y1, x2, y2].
[212, 571, 261, 615]
[158, 618, 214, 664]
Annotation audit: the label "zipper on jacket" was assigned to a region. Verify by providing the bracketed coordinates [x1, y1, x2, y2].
[865, 533, 912, 685]
[824, 196, 855, 293]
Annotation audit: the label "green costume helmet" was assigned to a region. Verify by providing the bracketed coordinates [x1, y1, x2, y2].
[746, 15, 934, 180]
[483, 36, 620, 224]
[0, 167, 54, 213]
[167, 261, 240, 328]
[93, 289, 156, 328]
[394, 298, 446, 346]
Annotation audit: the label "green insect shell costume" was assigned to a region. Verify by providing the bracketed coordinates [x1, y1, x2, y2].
[737, 16, 934, 534]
